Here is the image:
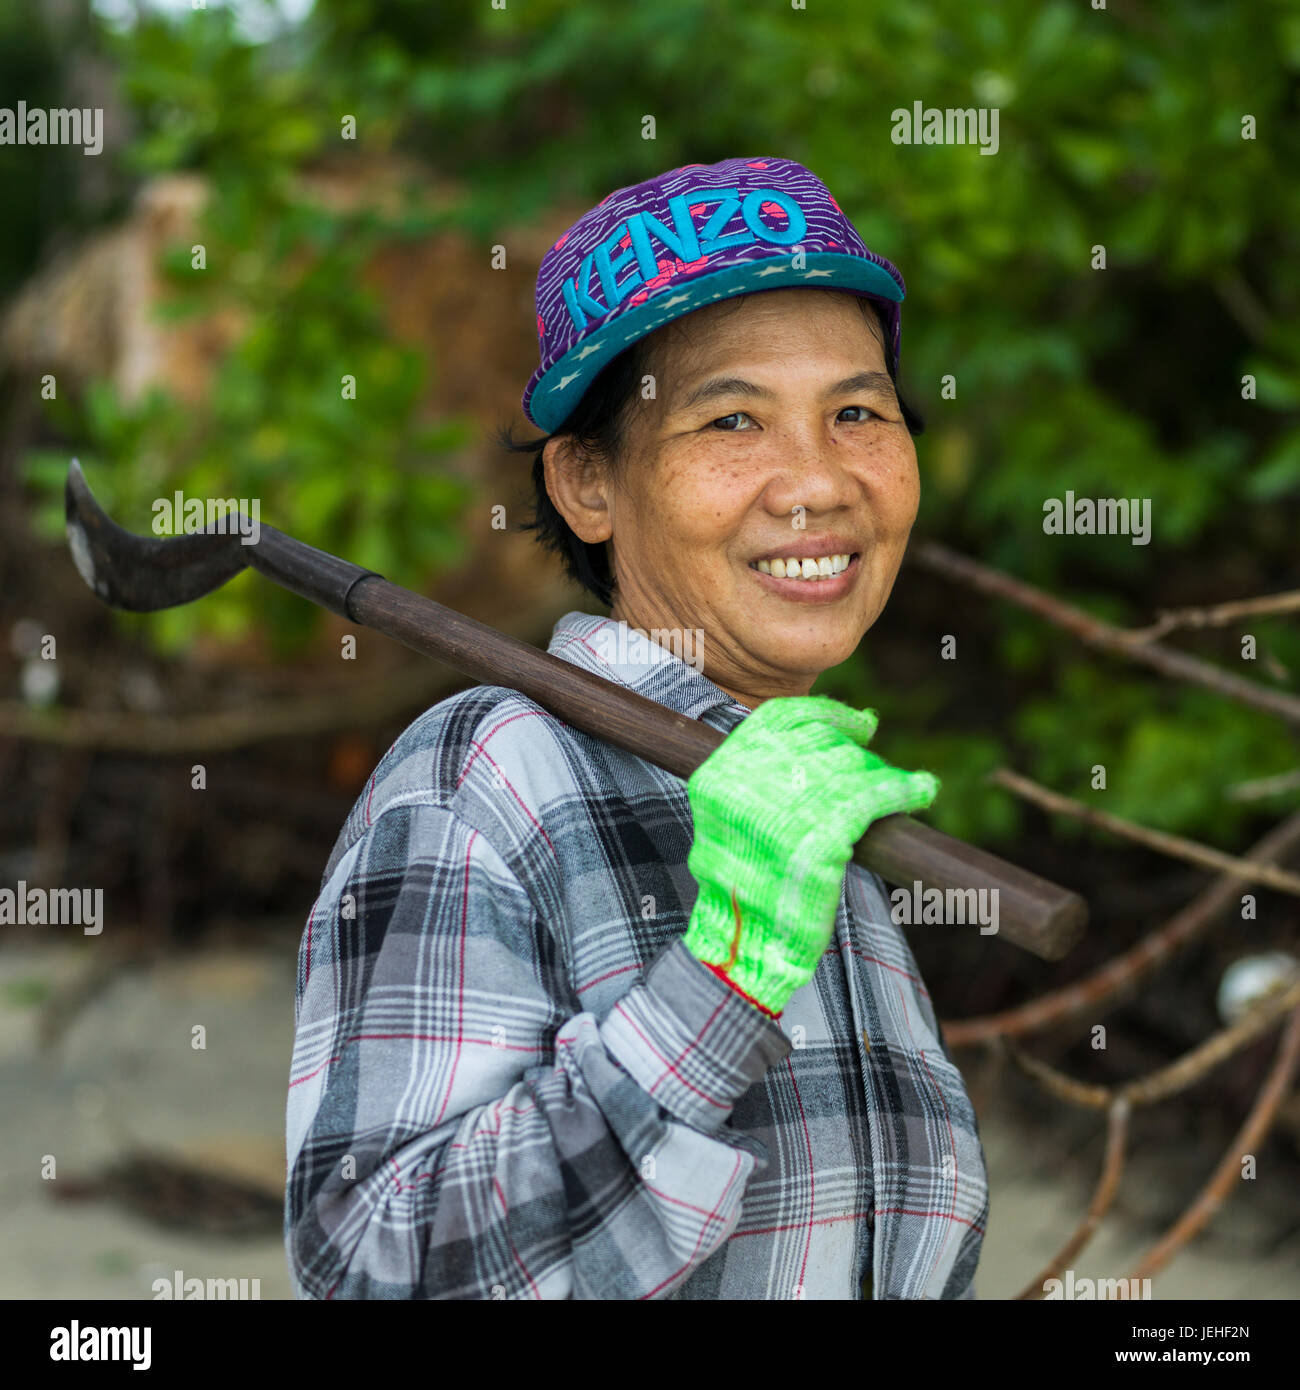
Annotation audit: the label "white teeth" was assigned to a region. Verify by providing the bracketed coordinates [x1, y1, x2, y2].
[752, 552, 856, 580]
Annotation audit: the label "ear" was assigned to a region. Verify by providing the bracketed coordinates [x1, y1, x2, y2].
[542, 435, 614, 545]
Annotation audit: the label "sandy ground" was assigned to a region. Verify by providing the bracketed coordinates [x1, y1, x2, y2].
[1, 936, 1296, 1301]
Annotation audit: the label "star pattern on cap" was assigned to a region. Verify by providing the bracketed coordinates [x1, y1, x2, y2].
[526, 160, 906, 430]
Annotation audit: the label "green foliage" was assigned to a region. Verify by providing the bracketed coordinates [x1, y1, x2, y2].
[21, 2, 475, 650]
[1, 976, 53, 1009]
[1016, 663, 1300, 840]
[10, 0, 1300, 846]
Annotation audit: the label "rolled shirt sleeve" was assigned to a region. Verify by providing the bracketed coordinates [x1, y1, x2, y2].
[285, 800, 791, 1300]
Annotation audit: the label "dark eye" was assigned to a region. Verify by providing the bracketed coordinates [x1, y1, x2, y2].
[710, 412, 755, 431]
[839, 405, 883, 423]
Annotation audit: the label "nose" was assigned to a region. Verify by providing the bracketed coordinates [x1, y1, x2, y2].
[759, 423, 862, 521]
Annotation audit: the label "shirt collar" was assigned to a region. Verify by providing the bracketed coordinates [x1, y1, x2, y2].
[547, 611, 752, 735]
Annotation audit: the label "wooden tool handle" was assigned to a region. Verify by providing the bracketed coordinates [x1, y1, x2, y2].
[340, 572, 1086, 961]
[63, 468, 1086, 962]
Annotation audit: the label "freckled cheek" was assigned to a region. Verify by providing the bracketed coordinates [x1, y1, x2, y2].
[858, 447, 919, 530]
[658, 459, 751, 552]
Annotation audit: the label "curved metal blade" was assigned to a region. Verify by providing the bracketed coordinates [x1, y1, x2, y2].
[64, 459, 251, 612]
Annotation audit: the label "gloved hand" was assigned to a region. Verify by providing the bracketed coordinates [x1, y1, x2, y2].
[681, 696, 939, 1016]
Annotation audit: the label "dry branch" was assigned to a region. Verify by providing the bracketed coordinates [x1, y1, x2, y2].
[0, 664, 460, 754]
[990, 767, 1300, 898]
[908, 540, 1300, 726]
[942, 810, 1300, 1047]
[1124, 1003, 1300, 1285]
[1120, 589, 1300, 645]
[1016, 1098, 1130, 1300]
[1000, 975, 1300, 1111]
[1226, 768, 1300, 802]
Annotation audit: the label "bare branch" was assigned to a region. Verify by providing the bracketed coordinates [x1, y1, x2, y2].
[908, 541, 1300, 726]
[1017, 1098, 1130, 1300]
[1226, 768, 1300, 803]
[989, 767, 1300, 898]
[942, 810, 1300, 1047]
[1123, 977, 1300, 1107]
[1000, 975, 1300, 1111]
[1212, 268, 1276, 345]
[0, 665, 461, 754]
[1125, 1003, 1300, 1285]
[1120, 590, 1300, 646]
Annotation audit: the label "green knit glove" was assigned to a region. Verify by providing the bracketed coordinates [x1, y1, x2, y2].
[681, 696, 939, 1016]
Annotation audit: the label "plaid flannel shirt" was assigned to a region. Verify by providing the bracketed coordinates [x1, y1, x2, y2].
[285, 612, 988, 1299]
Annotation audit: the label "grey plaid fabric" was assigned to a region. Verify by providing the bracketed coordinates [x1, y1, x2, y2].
[285, 611, 988, 1300]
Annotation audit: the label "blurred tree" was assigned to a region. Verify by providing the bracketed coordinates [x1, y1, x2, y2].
[8, 0, 1300, 845]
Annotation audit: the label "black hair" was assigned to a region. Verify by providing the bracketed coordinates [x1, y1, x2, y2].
[492, 295, 926, 608]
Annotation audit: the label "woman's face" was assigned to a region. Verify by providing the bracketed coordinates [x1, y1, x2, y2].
[545, 288, 920, 707]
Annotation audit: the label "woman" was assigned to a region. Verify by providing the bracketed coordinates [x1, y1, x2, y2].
[285, 155, 989, 1300]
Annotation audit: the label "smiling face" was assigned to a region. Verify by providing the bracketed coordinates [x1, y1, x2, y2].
[542, 288, 920, 707]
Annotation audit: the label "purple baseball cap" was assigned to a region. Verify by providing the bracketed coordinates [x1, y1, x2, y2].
[522, 155, 905, 434]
